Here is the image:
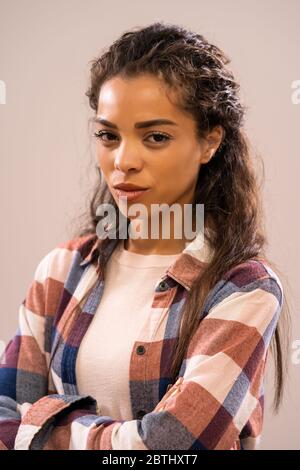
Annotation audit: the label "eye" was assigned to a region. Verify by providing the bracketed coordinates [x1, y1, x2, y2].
[146, 132, 171, 144]
[93, 130, 117, 142]
[93, 130, 172, 145]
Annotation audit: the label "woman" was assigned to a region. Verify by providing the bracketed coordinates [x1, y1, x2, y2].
[0, 21, 290, 450]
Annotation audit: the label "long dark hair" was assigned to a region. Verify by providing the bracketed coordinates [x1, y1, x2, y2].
[69, 21, 291, 413]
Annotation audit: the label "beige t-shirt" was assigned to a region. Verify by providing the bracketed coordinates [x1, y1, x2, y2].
[75, 240, 181, 421]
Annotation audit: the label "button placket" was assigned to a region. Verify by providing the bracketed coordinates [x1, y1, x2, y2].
[135, 344, 147, 420]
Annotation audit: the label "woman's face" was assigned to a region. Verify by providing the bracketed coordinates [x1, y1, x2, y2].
[94, 73, 222, 225]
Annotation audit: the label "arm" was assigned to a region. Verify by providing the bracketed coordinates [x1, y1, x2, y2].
[0, 252, 54, 450]
[14, 261, 283, 450]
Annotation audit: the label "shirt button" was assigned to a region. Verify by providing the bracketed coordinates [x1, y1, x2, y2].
[158, 280, 169, 291]
[137, 410, 146, 419]
[136, 345, 146, 355]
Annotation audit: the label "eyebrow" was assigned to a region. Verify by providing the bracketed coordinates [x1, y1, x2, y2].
[92, 117, 178, 129]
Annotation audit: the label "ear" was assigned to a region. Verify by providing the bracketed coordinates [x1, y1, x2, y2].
[201, 125, 225, 163]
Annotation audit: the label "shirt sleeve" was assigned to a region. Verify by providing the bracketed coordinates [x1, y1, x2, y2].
[0, 252, 52, 450]
[13, 261, 283, 450]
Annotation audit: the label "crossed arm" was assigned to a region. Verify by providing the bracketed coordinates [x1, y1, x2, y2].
[0, 254, 283, 450]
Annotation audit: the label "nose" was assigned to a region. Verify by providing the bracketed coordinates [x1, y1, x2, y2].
[114, 142, 144, 172]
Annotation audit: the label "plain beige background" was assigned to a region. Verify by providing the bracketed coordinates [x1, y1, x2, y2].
[0, 0, 299, 450]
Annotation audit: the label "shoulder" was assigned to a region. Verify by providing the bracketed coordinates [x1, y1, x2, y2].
[55, 233, 97, 253]
[205, 258, 283, 308]
[202, 258, 284, 336]
[32, 234, 97, 285]
[223, 258, 283, 304]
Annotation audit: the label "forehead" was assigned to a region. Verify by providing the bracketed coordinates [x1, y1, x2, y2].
[97, 74, 187, 122]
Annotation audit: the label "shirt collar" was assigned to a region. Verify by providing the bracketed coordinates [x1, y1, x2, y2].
[166, 228, 214, 290]
[79, 228, 214, 291]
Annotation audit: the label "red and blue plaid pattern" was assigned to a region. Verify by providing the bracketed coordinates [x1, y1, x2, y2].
[0, 232, 283, 450]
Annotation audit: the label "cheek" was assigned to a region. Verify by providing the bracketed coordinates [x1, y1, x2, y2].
[155, 150, 199, 187]
[97, 151, 112, 174]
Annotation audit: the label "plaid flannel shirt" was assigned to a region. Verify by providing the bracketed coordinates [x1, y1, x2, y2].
[0, 230, 283, 450]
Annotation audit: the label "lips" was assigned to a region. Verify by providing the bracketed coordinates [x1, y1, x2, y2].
[113, 187, 150, 202]
[113, 182, 148, 191]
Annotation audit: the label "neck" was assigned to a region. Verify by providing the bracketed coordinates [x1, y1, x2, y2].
[123, 210, 197, 255]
